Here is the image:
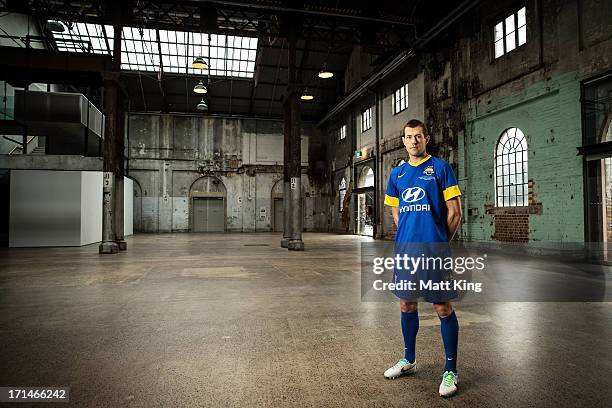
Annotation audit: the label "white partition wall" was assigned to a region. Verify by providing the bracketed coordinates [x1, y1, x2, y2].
[9, 170, 102, 247]
[80, 171, 103, 245]
[124, 177, 133, 236]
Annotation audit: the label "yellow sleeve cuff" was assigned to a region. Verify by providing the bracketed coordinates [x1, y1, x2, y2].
[443, 185, 462, 201]
[384, 194, 399, 207]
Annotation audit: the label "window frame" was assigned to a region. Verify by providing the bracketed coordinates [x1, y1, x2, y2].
[493, 6, 527, 59]
[338, 124, 347, 141]
[494, 127, 529, 207]
[361, 107, 373, 132]
[392, 84, 409, 115]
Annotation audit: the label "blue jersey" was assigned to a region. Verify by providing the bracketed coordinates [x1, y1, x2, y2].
[384, 155, 461, 243]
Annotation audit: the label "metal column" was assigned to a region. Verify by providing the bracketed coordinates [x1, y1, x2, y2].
[286, 25, 304, 251]
[281, 100, 292, 248]
[99, 17, 122, 254]
[114, 95, 126, 250]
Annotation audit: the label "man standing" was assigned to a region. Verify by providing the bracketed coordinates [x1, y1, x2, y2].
[382, 119, 462, 397]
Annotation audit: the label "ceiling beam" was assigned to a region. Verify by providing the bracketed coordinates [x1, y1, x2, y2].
[155, 28, 169, 112]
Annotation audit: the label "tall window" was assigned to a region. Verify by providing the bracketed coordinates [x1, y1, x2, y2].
[494, 6, 527, 59]
[338, 124, 347, 140]
[495, 128, 528, 207]
[361, 107, 372, 132]
[392, 84, 408, 114]
[339, 178, 347, 212]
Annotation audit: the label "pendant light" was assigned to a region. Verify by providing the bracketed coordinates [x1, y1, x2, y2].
[46, 20, 65, 33]
[192, 56, 208, 70]
[318, 63, 333, 79]
[193, 80, 207, 94]
[196, 99, 208, 111]
[300, 88, 314, 101]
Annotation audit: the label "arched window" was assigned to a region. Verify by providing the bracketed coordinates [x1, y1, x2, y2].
[358, 167, 374, 188]
[495, 128, 528, 207]
[339, 178, 347, 212]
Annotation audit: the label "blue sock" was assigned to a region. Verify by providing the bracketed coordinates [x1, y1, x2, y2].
[440, 310, 459, 373]
[401, 311, 419, 364]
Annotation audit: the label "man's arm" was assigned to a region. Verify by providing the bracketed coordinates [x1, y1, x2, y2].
[446, 197, 462, 240]
[392, 206, 399, 227]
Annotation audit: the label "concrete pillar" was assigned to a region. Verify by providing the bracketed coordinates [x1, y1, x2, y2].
[287, 92, 304, 251]
[114, 97, 126, 250]
[114, 175, 126, 250]
[100, 171, 117, 253]
[99, 18, 122, 254]
[284, 21, 303, 251]
[281, 100, 291, 248]
[99, 78, 119, 254]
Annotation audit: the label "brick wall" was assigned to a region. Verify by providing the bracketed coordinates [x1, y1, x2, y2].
[459, 73, 584, 243]
[492, 214, 529, 242]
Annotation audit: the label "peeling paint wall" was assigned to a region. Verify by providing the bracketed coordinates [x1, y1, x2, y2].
[316, 0, 612, 244]
[127, 114, 324, 232]
[441, 0, 612, 243]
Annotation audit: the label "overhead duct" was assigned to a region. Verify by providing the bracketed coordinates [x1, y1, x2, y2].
[14, 90, 104, 155]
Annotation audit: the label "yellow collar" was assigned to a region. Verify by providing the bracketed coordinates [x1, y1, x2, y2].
[408, 154, 431, 167]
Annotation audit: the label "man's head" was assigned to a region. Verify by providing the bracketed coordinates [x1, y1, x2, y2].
[403, 119, 430, 158]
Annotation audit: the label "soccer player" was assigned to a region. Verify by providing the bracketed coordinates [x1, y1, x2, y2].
[382, 119, 462, 397]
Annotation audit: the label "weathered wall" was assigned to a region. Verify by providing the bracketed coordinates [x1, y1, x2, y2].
[438, 0, 612, 243]
[321, 60, 425, 237]
[461, 73, 583, 242]
[316, 0, 612, 244]
[127, 113, 324, 232]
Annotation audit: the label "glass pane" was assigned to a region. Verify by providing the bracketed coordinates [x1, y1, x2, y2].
[505, 15, 515, 33]
[510, 195, 516, 206]
[510, 152, 519, 166]
[518, 26, 527, 45]
[495, 40, 504, 58]
[506, 32, 516, 52]
[494, 22, 504, 41]
[517, 7, 526, 27]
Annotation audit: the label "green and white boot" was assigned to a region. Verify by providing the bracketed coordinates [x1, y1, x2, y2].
[439, 371, 458, 397]
[383, 358, 416, 379]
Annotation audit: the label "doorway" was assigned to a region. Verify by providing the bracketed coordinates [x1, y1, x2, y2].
[357, 190, 374, 236]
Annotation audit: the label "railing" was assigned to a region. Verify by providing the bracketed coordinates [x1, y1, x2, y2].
[6, 136, 37, 155]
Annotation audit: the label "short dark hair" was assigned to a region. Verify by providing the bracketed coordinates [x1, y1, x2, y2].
[404, 119, 429, 137]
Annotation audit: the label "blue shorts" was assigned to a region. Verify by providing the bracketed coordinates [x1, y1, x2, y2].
[392, 242, 458, 303]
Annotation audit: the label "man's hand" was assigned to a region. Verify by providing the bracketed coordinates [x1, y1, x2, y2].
[446, 197, 462, 240]
[392, 206, 399, 227]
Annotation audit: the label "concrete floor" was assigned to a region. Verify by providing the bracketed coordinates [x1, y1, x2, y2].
[0, 233, 610, 407]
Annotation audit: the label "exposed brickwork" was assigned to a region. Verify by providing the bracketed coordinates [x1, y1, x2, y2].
[492, 214, 529, 242]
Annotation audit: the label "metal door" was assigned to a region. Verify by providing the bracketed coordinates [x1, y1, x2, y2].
[192, 197, 225, 232]
[273, 198, 283, 232]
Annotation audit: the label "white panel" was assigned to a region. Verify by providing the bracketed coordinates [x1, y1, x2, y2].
[10, 170, 82, 247]
[124, 177, 134, 236]
[255, 133, 283, 163]
[80, 171, 103, 245]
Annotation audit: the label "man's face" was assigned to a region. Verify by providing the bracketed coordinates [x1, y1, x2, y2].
[403, 126, 429, 157]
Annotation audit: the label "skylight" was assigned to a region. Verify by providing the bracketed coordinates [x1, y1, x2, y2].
[51, 22, 258, 78]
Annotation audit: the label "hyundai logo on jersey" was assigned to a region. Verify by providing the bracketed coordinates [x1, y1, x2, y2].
[402, 187, 426, 203]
